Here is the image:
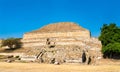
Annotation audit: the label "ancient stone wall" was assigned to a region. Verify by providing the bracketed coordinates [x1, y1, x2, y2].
[22, 30, 90, 47]
[23, 30, 90, 39]
[22, 37, 102, 64]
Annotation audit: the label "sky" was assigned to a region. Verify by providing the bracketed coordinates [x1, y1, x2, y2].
[0, 0, 120, 38]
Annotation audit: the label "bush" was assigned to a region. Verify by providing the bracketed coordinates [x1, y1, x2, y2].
[1, 38, 22, 49]
[99, 23, 120, 58]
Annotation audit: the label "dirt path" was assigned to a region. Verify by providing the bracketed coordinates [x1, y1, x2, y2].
[0, 62, 120, 72]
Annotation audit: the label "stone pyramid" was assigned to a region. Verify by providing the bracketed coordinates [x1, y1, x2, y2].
[30, 22, 88, 33]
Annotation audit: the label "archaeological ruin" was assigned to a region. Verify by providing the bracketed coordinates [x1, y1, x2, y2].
[22, 22, 91, 47]
[21, 22, 102, 64]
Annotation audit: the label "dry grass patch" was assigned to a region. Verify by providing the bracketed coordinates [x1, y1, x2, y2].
[0, 62, 120, 72]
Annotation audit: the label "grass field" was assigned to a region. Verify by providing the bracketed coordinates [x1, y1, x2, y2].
[0, 62, 120, 72]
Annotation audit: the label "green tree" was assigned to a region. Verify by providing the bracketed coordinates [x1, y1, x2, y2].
[1, 38, 22, 49]
[99, 23, 120, 58]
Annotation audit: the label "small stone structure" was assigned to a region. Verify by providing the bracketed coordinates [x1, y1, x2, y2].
[0, 53, 24, 57]
[20, 55, 37, 61]
[21, 22, 102, 64]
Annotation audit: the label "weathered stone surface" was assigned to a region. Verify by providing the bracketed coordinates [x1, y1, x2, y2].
[23, 42, 101, 64]
[22, 22, 91, 47]
[20, 55, 37, 61]
[54, 61, 60, 65]
[30, 22, 87, 33]
[21, 22, 102, 64]
[6, 60, 12, 63]
[0, 53, 24, 57]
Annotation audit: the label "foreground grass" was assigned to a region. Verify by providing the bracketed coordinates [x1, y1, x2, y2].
[0, 62, 120, 72]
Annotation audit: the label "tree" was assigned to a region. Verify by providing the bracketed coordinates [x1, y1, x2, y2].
[1, 38, 22, 49]
[99, 23, 120, 58]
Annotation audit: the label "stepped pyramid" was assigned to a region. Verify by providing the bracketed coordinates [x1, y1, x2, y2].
[21, 22, 102, 63]
[22, 22, 91, 47]
[30, 22, 87, 33]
